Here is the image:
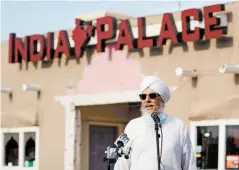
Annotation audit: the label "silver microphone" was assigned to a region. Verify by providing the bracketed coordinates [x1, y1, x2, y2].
[103, 133, 130, 164]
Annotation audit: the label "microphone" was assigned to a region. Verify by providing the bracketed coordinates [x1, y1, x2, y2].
[113, 133, 130, 158]
[114, 133, 129, 148]
[151, 112, 161, 124]
[151, 112, 163, 170]
[103, 133, 130, 166]
[123, 135, 136, 159]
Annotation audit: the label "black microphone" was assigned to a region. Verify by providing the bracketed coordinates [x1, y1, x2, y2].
[151, 112, 161, 124]
[151, 112, 162, 170]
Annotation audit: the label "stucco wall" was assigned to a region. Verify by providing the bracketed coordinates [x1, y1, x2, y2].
[1, 2, 239, 170]
[132, 3, 239, 125]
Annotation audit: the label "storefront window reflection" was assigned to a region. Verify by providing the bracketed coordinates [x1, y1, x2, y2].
[196, 126, 219, 169]
[4, 134, 19, 166]
[226, 125, 239, 169]
[24, 134, 36, 167]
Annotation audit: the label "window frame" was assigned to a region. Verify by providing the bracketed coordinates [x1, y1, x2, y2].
[0, 127, 39, 170]
[190, 119, 239, 170]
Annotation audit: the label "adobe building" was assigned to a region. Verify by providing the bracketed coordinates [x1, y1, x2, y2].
[1, 2, 239, 170]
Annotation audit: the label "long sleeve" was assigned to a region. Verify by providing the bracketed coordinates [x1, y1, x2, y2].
[113, 156, 131, 170]
[181, 125, 197, 170]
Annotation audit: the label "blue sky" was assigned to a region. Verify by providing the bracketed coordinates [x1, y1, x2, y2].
[1, 0, 238, 41]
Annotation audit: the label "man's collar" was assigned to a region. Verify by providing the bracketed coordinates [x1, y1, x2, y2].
[159, 113, 167, 124]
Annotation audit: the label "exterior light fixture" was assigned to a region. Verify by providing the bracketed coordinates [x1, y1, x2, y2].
[1, 88, 13, 101]
[1, 88, 12, 94]
[22, 84, 41, 99]
[22, 84, 41, 92]
[175, 67, 199, 78]
[219, 64, 239, 74]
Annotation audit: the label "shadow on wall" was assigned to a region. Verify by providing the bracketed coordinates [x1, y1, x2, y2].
[18, 12, 233, 70]
[235, 74, 239, 85]
[129, 12, 234, 57]
[18, 44, 99, 71]
[18, 51, 82, 70]
[128, 35, 234, 58]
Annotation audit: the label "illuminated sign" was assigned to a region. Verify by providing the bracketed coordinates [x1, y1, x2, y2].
[8, 4, 228, 63]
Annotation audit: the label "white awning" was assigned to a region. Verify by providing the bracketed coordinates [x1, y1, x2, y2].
[55, 85, 180, 106]
[55, 90, 141, 106]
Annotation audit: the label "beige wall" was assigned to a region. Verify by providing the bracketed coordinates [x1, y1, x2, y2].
[1, 2, 239, 170]
[135, 3, 239, 126]
[0, 38, 88, 170]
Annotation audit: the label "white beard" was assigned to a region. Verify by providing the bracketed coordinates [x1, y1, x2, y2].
[140, 103, 165, 117]
[139, 103, 165, 126]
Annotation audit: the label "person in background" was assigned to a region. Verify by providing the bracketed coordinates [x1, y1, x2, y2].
[114, 76, 197, 170]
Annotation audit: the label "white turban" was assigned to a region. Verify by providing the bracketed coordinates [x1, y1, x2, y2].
[140, 76, 171, 103]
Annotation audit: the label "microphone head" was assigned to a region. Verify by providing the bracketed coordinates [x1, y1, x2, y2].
[116, 141, 124, 147]
[151, 112, 158, 118]
[114, 133, 129, 148]
[151, 112, 161, 124]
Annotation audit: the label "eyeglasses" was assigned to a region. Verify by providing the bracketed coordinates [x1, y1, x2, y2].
[139, 93, 160, 100]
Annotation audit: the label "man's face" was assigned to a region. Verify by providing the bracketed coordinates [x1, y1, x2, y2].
[140, 88, 164, 113]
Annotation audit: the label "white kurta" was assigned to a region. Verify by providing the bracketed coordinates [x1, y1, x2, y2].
[114, 114, 197, 170]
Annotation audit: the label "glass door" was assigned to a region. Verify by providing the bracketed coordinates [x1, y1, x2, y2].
[225, 125, 239, 169]
[196, 126, 219, 170]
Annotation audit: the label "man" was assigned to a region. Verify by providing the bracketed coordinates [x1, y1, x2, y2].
[114, 76, 197, 170]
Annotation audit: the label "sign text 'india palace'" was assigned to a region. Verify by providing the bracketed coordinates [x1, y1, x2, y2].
[9, 4, 228, 63]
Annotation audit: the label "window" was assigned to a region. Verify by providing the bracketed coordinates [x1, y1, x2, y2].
[196, 126, 219, 169]
[24, 132, 36, 167]
[226, 125, 239, 169]
[0, 127, 39, 170]
[191, 119, 239, 170]
[4, 133, 19, 166]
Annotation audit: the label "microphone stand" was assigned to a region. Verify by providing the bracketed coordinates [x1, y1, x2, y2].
[104, 146, 124, 170]
[154, 122, 161, 170]
[104, 133, 129, 170]
[152, 113, 161, 170]
[103, 146, 118, 170]
[106, 159, 110, 170]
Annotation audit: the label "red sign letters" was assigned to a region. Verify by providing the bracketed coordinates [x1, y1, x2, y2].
[8, 4, 227, 63]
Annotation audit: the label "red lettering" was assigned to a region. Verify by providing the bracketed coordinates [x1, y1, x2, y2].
[30, 35, 46, 62]
[8, 33, 15, 63]
[204, 4, 225, 40]
[8, 4, 229, 64]
[54, 31, 71, 58]
[137, 17, 153, 48]
[15, 36, 30, 63]
[46, 32, 54, 61]
[96, 16, 117, 52]
[157, 13, 179, 46]
[115, 20, 134, 50]
[182, 9, 203, 42]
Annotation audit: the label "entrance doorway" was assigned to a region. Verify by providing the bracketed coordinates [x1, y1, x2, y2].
[89, 125, 117, 170]
[196, 126, 219, 169]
